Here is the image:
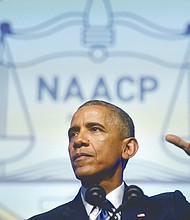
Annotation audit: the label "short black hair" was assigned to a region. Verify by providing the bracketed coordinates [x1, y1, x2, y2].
[78, 100, 135, 138]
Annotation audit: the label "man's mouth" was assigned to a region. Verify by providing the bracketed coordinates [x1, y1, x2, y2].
[73, 152, 93, 161]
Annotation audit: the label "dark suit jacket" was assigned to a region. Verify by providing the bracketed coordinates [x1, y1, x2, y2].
[28, 188, 190, 220]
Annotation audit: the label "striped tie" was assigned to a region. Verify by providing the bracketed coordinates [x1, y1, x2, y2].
[96, 208, 109, 220]
[89, 206, 110, 220]
[89, 199, 117, 220]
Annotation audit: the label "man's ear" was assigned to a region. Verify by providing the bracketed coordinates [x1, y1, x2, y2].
[121, 137, 139, 160]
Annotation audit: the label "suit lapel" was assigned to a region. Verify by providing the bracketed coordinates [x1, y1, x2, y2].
[60, 190, 89, 220]
[121, 205, 148, 220]
[121, 184, 149, 220]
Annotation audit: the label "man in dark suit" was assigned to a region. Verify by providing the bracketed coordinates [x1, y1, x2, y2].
[28, 100, 190, 220]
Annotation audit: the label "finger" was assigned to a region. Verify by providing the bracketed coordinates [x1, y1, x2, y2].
[165, 134, 190, 156]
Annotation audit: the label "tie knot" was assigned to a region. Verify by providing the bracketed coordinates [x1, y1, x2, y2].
[100, 209, 109, 219]
[89, 199, 118, 220]
[96, 208, 110, 220]
[89, 206, 109, 220]
[89, 200, 117, 220]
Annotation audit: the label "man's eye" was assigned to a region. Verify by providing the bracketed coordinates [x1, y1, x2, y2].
[69, 131, 78, 139]
[90, 127, 100, 132]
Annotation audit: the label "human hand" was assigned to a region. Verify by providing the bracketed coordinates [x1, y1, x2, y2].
[165, 134, 190, 156]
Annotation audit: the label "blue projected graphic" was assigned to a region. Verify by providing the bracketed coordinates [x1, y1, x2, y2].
[0, 23, 35, 164]
[0, 0, 190, 184]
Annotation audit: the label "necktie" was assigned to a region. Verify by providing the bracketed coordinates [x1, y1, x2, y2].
[89, 206, 110, 220]
[96, 209, 109, 220]
[89, 199, 117, 220]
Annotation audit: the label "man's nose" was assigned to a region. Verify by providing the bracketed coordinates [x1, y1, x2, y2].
[73, 132, 89, 149]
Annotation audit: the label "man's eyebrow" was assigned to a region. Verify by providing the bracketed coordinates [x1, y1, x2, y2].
[86, 122, 106, 130]
[68, 122, 107, 136]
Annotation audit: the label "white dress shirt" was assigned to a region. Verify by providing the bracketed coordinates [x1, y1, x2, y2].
[81, 182, 125, 220]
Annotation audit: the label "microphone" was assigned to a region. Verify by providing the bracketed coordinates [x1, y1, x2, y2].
[124, 185, 144, 205]
[115, 184, 144, 214]
[85, 184, 113, 213]
[110, 185, 144, 219]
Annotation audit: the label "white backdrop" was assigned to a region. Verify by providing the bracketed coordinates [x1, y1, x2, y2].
[0, 0, 190, 219]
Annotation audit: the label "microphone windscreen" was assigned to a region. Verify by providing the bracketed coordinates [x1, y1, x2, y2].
[85, 184, 106, 206]
[125, 185, 144, 204]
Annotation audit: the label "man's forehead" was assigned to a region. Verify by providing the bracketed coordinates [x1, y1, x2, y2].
[70, 105, 113, 124]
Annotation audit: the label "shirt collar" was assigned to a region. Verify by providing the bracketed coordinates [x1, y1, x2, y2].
[81, 182, 125, 215]
[106, 182, 125, 209]
[81, 186, 93, 215]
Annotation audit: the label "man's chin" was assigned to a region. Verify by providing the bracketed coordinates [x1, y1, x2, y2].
[75, 173, 100, 186]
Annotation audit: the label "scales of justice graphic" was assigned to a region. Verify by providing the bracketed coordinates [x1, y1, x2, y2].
[0, 22, 35, 165]
[0, 0, 190, 181]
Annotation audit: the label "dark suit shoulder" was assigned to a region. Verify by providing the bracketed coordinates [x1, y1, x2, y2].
[149, 190, 189, 205]
[27, 201, 72, 220]
[27, 191, 88, 220]
[146, 190, 190, 219]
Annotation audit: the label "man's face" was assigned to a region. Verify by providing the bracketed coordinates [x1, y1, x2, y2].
[68, 105, 125, 184]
